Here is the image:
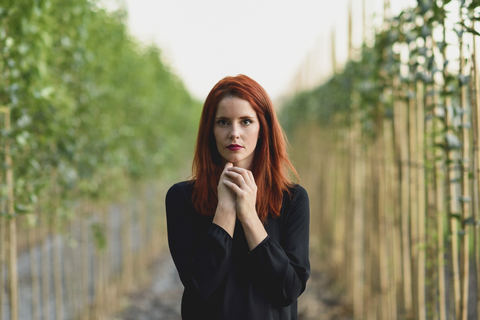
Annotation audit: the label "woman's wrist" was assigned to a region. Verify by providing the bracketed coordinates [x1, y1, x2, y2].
[239, 214, 268, 251]
[213, 203, 236, 237]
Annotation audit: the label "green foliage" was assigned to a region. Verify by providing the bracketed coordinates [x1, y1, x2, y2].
[280, 43, 387, 140]
[0, 0, 201, 217]
[280, 63, 355, 134]
[280, 0, 478, 143]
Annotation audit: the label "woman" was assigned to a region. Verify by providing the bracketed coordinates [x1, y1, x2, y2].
[165, 74, 310, 320]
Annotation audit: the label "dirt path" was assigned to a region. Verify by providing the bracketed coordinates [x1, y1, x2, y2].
[114, 252, 353, 320]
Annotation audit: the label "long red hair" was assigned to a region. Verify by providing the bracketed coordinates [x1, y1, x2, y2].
[191, 74, 298, 222]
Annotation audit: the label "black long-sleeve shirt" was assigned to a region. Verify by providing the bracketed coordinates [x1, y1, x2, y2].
[165, 181, 310, 320]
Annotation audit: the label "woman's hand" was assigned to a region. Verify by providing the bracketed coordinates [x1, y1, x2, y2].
[213, 163, 237, 237]
[223, 165, 268, 250]
[217, 162, 237, 212]
[223, 166, 258, 223]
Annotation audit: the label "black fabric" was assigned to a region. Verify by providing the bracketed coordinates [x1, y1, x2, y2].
[165, 181, 310, 320]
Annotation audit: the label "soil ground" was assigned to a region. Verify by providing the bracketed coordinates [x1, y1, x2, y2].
[113, 252, 353, 320]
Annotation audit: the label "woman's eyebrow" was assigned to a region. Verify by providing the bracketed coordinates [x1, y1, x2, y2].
[215, 115, 255, 119]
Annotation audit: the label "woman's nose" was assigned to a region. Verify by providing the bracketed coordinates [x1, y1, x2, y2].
[229, 124, 240, 138]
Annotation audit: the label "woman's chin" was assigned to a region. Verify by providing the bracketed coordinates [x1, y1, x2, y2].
[220, 155, 254, 170]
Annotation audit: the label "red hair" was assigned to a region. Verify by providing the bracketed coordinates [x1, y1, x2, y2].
[191, 74, 298, 222]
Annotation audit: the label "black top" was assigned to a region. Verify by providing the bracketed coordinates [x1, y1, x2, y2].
[165, 181, 310, 320]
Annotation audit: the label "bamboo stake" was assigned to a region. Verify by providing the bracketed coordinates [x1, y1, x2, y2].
[396, 80, 413, 317]
[458, 10, 469, 320]
[429, 32, 448, 320]
[472, 19, 480, 318]
[434, 86, 448, 320]
[425, 86, 438, 320]
[93, 205, 105, 319]
[81, 207, 89, 320]
[416, 78, 427, 320]
[0, 108, 6, 320]
[27, 223, 40, 320]
[0, 219, 3, 320]
[408, 79, 420, 317]
[3, 108, 18, 320]
[95, 206, 106, 318]
[102, 205, 111, 314]
[138, 189, 148, 278]
[41, 232, 51, 320]
[441, 7, 461, 316]
[106, 205, 117, 315]
[51, 170, 64, 320]
[398, 82, 414, 318]
[363, 148, 373, 319]
[345, 130, 356, 306]
[352, 99, 365, 319]
[377, 127, 390, 320]
[384, 117, 399, 320]
[333, 150, 346, 273]
[121, 203, 133, 291]
[63, 222, 77, 319]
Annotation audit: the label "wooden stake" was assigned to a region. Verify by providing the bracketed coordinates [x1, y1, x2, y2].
[397, 81, 414, 317]
[0, 107, 7, 320]
[2, 107, 18, 320]
[352, 93, 365, 319]
[472, 19, 480, 319]
[41, 233, 51, 320]
[378, 126, 390, 320]
[416, 79, 426, 320]
[51, 170, 64, 320]
[441, 7, 461, 317]
[458, 10, 470, 320]
[433, 83, 448, 320]
[408, 80, 419, 317]
[27, 223, 40, 320]
[385, 116, 399, 320]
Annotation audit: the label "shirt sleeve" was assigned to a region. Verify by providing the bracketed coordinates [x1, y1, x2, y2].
[165, 183, 233, 301]
[248, 185, 310, 307]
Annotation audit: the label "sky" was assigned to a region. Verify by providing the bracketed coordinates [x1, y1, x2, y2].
[119, 0, 414, 101]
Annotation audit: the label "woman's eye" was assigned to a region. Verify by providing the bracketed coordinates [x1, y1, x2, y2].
[243, 119, 252, 125]
[217, 120, 228, 125]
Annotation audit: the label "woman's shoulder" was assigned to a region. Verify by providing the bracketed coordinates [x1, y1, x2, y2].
[166, 180, 196, 200]
[279, 183, 308, 215]
[285, 183, 308, 202]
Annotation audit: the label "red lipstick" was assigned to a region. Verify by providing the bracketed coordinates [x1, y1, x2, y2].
[227, 144, 243, 151]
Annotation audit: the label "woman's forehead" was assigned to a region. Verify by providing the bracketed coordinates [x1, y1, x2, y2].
[215, 97, 257, 117]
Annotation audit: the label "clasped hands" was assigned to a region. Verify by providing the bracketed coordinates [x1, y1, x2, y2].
[217, 162, 258, 224]
[215, 162, 267, 249]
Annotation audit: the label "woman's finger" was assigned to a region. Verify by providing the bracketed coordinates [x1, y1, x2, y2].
[223, 179, 243, 194]
[227, 167, 254, 186]
[225, 171, 249, 187]
[247, 170, 255, 183]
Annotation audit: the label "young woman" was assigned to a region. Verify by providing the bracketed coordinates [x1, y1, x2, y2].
[165, 74, 310, 320]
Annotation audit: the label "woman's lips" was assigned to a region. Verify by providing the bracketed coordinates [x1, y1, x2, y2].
[227, 144, 243, 151]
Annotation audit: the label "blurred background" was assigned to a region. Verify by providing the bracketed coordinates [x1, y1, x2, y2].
[1, 0, 480, 319]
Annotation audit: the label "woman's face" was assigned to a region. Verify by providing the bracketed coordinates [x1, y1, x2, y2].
[213, 97, 260, 170]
